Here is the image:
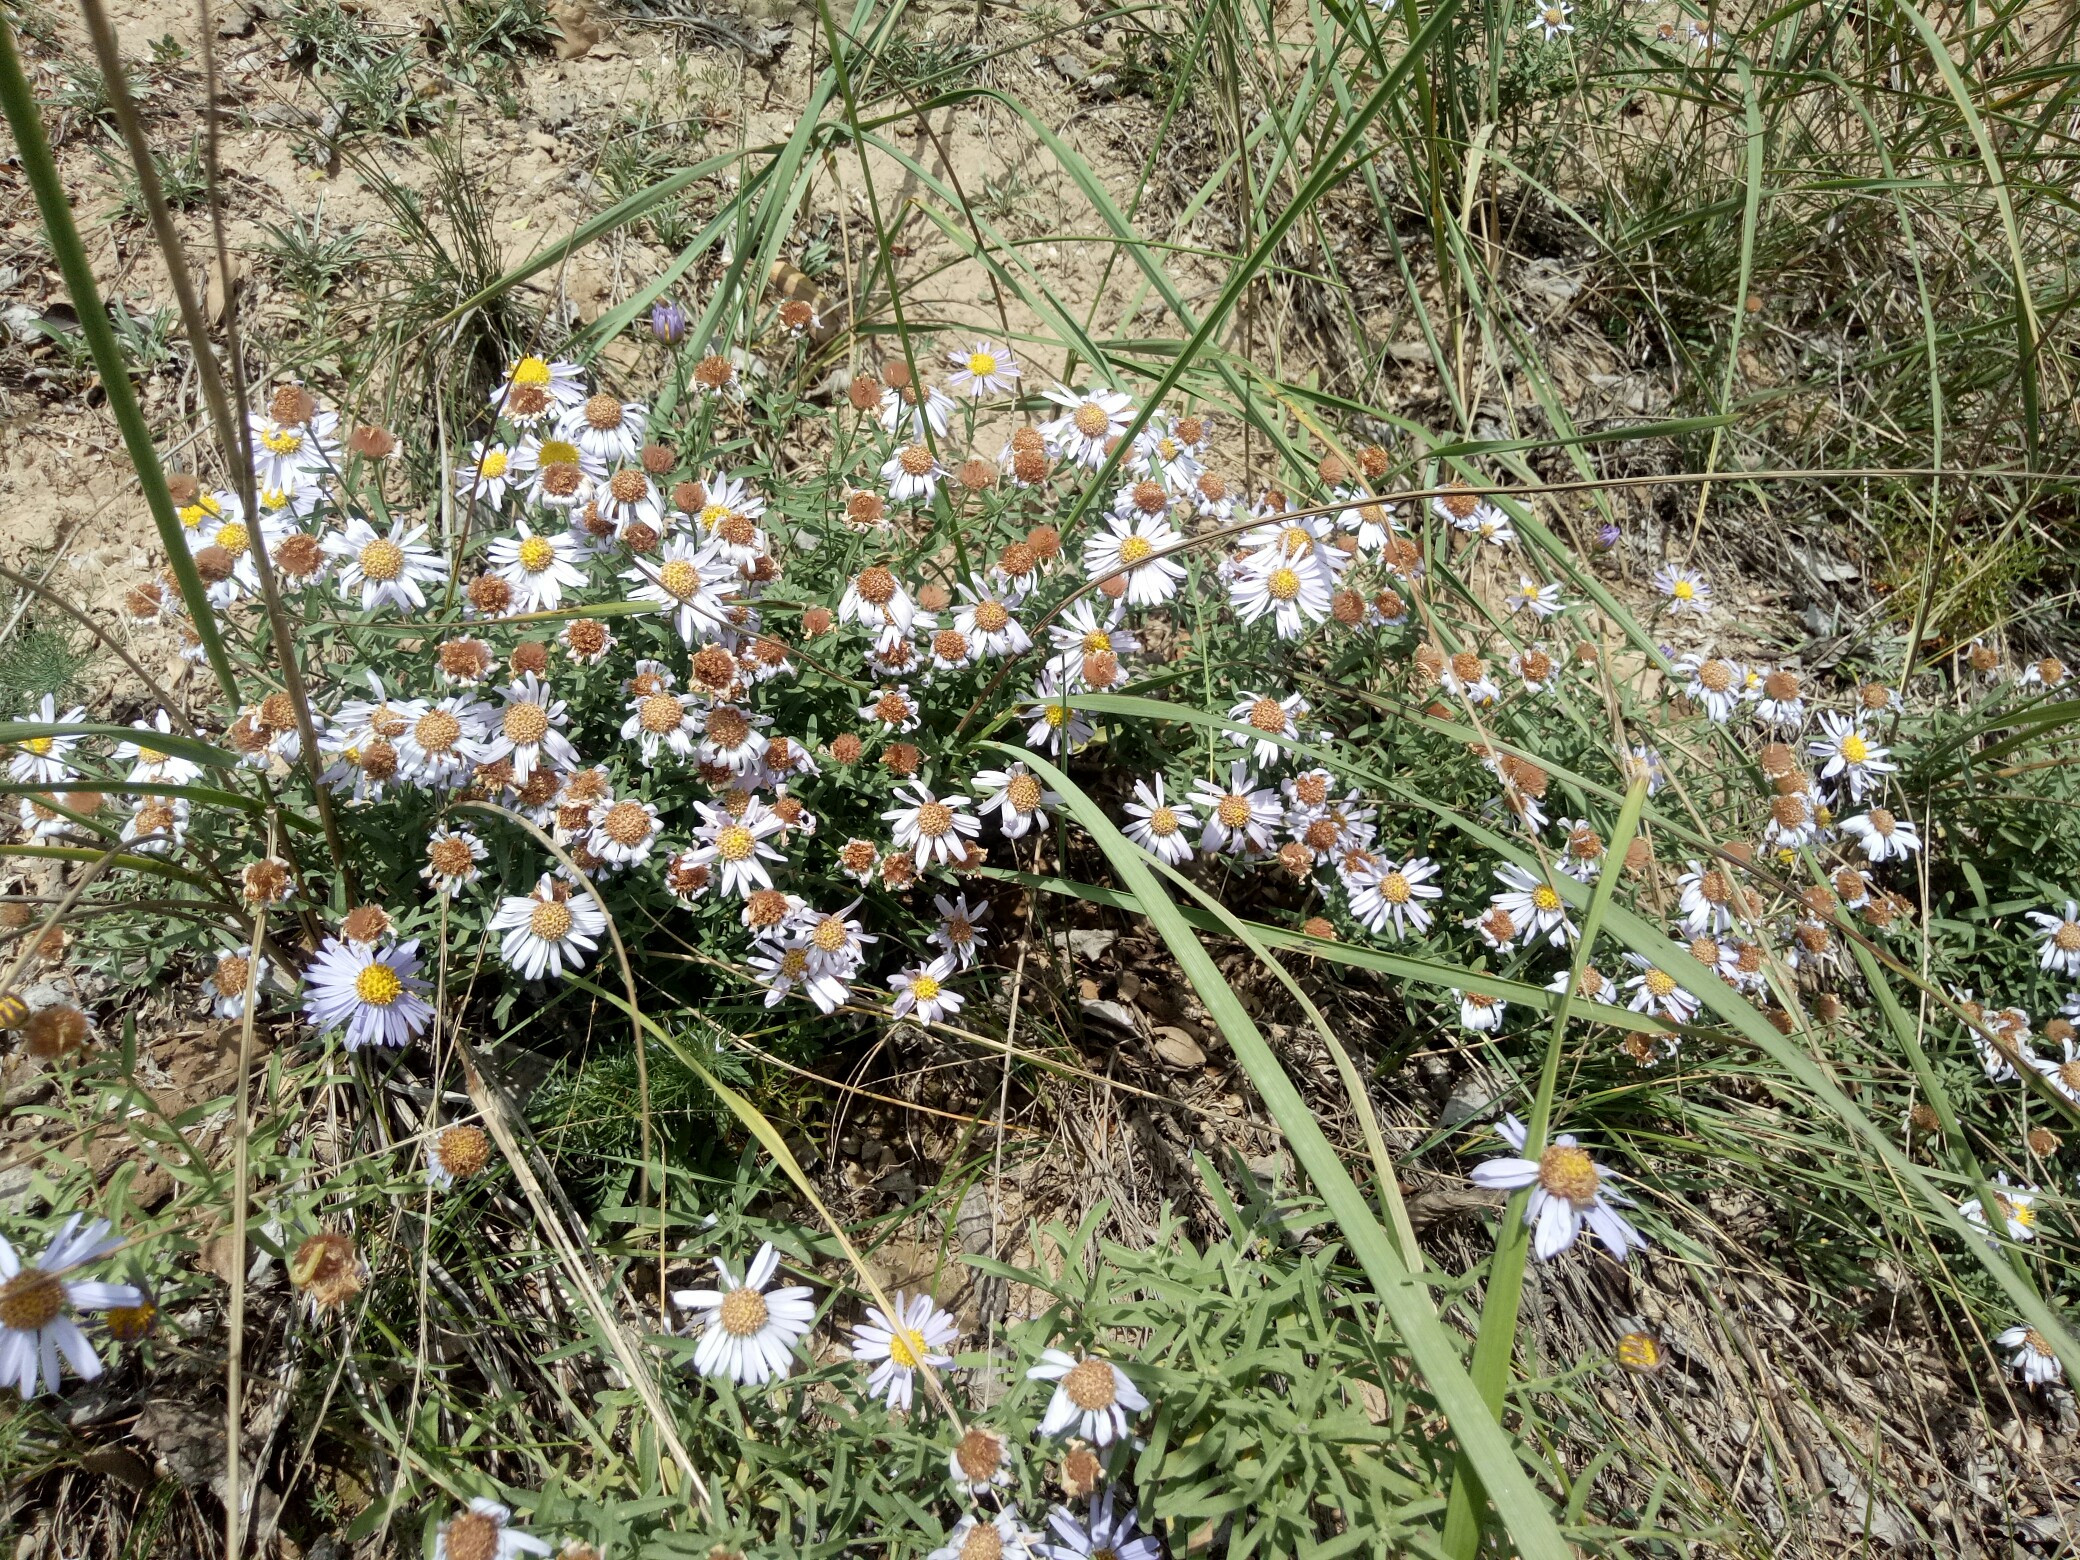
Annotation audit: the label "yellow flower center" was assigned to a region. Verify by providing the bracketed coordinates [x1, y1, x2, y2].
[718, 1286, 770, 1337]
[1082, 629, 1112, 654]
[657, 559, 700, 601]
[887, 1326, 929, 1368]
[480, 449, 509, 479]
[536, 438, 581, 467]
[1217, 795, 1252, 828]
[1266, 566, 1301, 602]
[359, 538, 405, 581]
[22, 737, 52, 756]
[1537, 1144, 1599, 1205]
[512, 356, 551, 386]
[911, 973, 941, 1002]
[699, 503, 731, 530]
[354, 962, 402, 1006]
[1007, 774, 1044, 812]
[530, 901, 574, 941]
[179, 495, 222, 528]
[1379, 871, 1412, 904]
[1840, 734, 1869, 763]
[1072, 403, 1112, 438]
[916, 801, 955, 837]
[261, 427, 305, 455]
[1644, 969, 1677, 998]
[1671, 579, 1695, 600]
[502, 703, 550, 744]
[638, 693, 684, 735]
[1532, 884, 1563, 913]
[1118, 535, 1154, 565]
[1062, 1356, 1118, 1410]
[0, 1268, 65, 1331]
[967, 351, 998, 376]
[1148, 806, 1179, 837]
[517, 536, 555, 574]
[716, 825, 755, 862]
[214, 522, 249, 555]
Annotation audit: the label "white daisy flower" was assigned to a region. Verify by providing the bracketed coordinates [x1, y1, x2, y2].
[558, 391, 647, 466]
[954, 579, 1030, 659]
[1996, 1325, 2064, 1387]
[946, 339, 1020, 398]
[1083, 513, 1186, 608]
[1041, 1491, 1161, 1560]
[1190, 762, 1282, 856]
[1510, 577, 1564, 619]
[890, 956, 964, 1024]
[2027, 901, 2080, 978]
[1960, 1173, 2040, 1243]
[624, 536, 738, 647]
[482, 521, 586, 614]
[479, 674, 577, 785]
[1676, 860, 1746, 937]
[974, 762, 1058, 839]
[861, 684, 922, 735]
[491, 354, 587, 421]
[673, 1241, 814, 1386]
[8, 694, 87, 785]
[1751, 668, 1807, 732]
[422, 828, 488, 894]
[1808, 711, 1895, 801]
[510, 432, 604, 509]
[1028, 1349, 1147, 1445]
[840, 564, 917, 635]
[1678, 654, 1745, 723]
[1839, 806, 1919, 862]
[1022, 673, 1095, 756]
[880, 379, 955, 440]
[1491, 863, 1577, 947]
[1226, 690, 1308, 768]
[1623, 952, 1701, 1024]
[120, 795, 190, 855]
[247, 404, 339, 489]
[1122, 775, 1197, 865]
[588, 798, 663, 868]
[948, 1424, 1015, 1496]
[2033, 1038, 2080, 1104]
[1039, 385, 1133, 468]
[883, 443, 947, 505]
[0, 1214, 147, 1398]
[324, 517, 448, 615]
[1440, 651, 1501, 706]
[930, 894, 991, 969]
[1456, 990, 1508, 1032]
[930, 1511, 1037, 1560]
[205, 943, 290, 1020]
[302, 937, 435, 1050]
[1545, 964, 1620, 1006]
[688, 799, 788, 898]
[454, 441, 514, 510]
[748, 939, 820, 1009]
[1231, 550, 1332, 639]
[1527, 1, 1573, 38]
[1650, 562, 1711, 616]
[1347, 856, 1442, 939]
[883, 781, 980, 869]
[696, 705, 770, 774]
[850, 1290, 959, 1411]
[621, 685, 701, 766]
[490, 875, 606, 981]
[1470, 1115, 1647, 1261]
[114, 710, 202, 789]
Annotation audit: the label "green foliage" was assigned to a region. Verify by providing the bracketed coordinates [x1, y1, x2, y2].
[0, 625, 87, 713]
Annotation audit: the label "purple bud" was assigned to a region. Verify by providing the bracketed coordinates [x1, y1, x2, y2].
[650, 300, 688, 346]
[1595, 521, 1621, 551]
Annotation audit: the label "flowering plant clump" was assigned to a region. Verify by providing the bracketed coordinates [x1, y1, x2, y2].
[9, 294, 2080, 1550]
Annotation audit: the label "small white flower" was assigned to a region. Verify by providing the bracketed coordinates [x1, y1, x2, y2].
[930, 1511, 1037, 1560]
[486, 521, 587, 614]
[840, 564, 917, 635]
[2033, 1038, 2080, 1104]
[1190, 762, 1282, 856]
[1231, 550, 1333, 639]
[1028, 1348, 1147, 1445]
[974, 762, 1058, 838]
[2027, 901, 2080, 979]
[1839, 806, 1919, 863]
[1808, 711, 1894, 801]
[588, 797, 663, 868]
[422, 828, 488, 894]
[688, 799, 789, 898]
[1623, 952, 1701, 1024]
[1678, 654, 1745, 723]
[883, 782, 980, 869]
[8, 694, 87, 785]
[454, 441, 514, 510]
[1347, 857, 1442, 939]
[1084, 513, 1186, 608]
[1226, 691, 1308, 768]
[0, 1215, 146, 1398]
[434, 1499, 550, 1560]
[673, 1242, 815, 1386]
[1022, 673, 1095, 756]
[492, 354, 587, 420]
[946, 340, 1020, 399]
[623, 536, 738, 647]
[558, 391, 647, 466]
[489, 875, 607, 981]
[1456, 989, 1508, 1032]
[880, 379, 955, 441]
[1491, 863, 1577, 947]
[480, 674, 578, 785]
[883, 443, 947, 504]
[930, 894, 992, 969]
[850, 1290, 959, 1411]
[1122, 775, 1197, 865]
[1041, 1490, 1162, 1560]
[302, 937, 435, 1050]
[1039, 385, 1133, 468]
[1960, 1173, 2040, 1244]
[1510, 577, 1564, 619]
[890, 956, 964, 1024]
[1469, 1115, 1647, 1262]
[1528, 1, 1573, 38]
[1996, 1324, 2064, 1387]
[947, 1424, 1015, 1496]
[954, 578, 1031, 659]
[323, 517, 448, 615]
[1650, 563, 1711, 617]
